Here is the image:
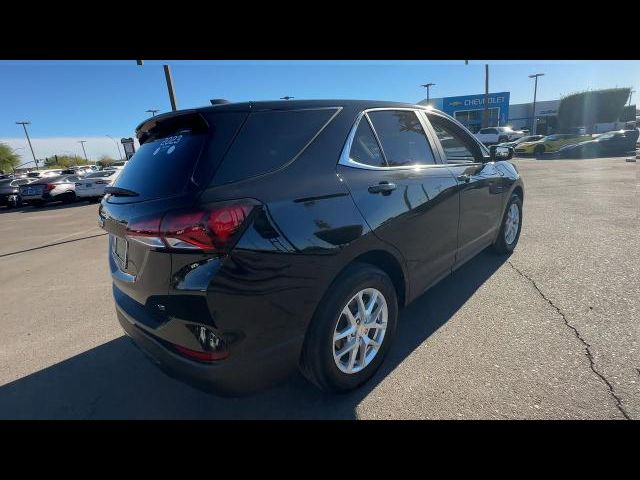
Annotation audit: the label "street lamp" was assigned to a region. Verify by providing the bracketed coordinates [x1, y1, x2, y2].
[529, 73, 545, 135]
[136, 61, 178, 112]
[15, 121, 39, 170]
[420, 83, 436, 104]
[78, 140, 88, 162]
[146, 109, 159, 117]
[106, 135, 124, 160]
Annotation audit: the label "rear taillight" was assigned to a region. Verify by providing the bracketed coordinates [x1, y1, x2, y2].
[125, 214, 165, 248]
[45, 184, 56, 191]
[125, 199, 258, 252]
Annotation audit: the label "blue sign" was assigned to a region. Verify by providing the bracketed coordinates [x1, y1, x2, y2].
[438, 92, 510, 127]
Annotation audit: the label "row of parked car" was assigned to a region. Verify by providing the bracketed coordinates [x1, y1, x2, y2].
[0, 165, 123, 209]
[475, 127, 640, 159]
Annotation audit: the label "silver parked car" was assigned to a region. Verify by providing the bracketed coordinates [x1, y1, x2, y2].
[19, 174, 82, 206]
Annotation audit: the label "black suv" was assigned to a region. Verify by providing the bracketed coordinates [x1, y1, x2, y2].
[99, 100, 524, 395]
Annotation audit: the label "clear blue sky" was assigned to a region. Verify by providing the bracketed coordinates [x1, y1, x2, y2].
[1, 60, 638, 158]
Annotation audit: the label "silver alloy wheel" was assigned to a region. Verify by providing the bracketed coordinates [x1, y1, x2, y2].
[504, 203, 520, 245]
[332, 288, 388, 374]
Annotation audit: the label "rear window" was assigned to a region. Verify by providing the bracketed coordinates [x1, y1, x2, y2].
[212, 108, 338, 185]
[111, 112, 246, 202]
[113, 126, 207, 200]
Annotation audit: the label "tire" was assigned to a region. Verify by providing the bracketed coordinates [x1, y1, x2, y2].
[300, 263, 398, 393]
[62, 191, 76, 203]
[534, 145, 545, 157]
[492, 193, 523, 254]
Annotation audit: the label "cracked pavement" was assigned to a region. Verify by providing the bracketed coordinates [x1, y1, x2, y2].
[0, 157, 637, 419]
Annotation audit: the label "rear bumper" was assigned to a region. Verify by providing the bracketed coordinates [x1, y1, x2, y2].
[115, 290, 304, 396]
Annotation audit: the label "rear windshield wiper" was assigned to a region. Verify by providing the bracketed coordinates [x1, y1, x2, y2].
[105, 186, 139, 197]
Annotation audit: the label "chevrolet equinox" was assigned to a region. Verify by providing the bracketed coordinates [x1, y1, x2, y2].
[98, 100, 524, 395]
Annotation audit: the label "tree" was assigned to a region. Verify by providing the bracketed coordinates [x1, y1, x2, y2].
[0, 143, 20, 173]
[97, 155, 116, 167]
[557, 88, 631, 132]
[44, 154, 86, 168]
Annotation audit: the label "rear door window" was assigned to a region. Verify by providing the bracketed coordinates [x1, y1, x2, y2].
[213, 108, 338, 185]
[349, 118, 386, 167]
[367, 110, 436, 166]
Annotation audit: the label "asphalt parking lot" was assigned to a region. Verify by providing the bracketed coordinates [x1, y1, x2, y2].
[0, 157, 638, 419]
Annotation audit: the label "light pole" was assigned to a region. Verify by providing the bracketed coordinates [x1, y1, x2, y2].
[16, 121, 39, 170]
[483, 64, 490, 128]
[420, 83, 436, 104]
[146, 109, 159, 117]
[78, 140, 88, 162]
[529, 73, 545, 135]
[106, 135, 124, 160]
[136, 61, 178, 112]
[164, 64, 178, 111]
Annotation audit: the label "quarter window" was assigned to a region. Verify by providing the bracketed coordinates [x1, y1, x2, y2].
[349, 118, 386, 167]
[367, 110, 436, 166]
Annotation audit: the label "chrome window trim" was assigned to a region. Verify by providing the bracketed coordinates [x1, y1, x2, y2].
[338, 108, 447, 171]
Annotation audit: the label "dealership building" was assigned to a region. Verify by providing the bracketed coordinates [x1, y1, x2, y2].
[419, 92, 560, 134]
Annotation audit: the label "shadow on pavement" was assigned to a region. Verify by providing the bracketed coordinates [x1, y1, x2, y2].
[0, 200, 95, 215]
[0, 250, 508, 419]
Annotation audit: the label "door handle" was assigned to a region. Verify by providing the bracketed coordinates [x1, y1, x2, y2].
[457, 174, 471, 183]
[368, 182, 397, 194]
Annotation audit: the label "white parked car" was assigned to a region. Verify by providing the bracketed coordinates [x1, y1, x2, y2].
[475, 126, 526, 145]
[26, 169, 64, 179]
[75, 169, 122, 202]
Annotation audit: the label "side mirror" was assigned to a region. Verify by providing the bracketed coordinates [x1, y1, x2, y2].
[489, 145, 513, 161]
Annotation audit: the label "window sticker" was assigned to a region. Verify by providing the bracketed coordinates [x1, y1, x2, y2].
[153, 134, 184, 156]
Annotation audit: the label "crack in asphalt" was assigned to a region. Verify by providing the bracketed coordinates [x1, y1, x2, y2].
[0, 233, 107, 259]
[508, 261, 631, 420]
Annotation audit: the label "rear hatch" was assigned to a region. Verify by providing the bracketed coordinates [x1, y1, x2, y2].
[99, 110, 248, 310]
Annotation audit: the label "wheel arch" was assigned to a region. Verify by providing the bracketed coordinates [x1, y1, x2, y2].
[346, 250, 407, 309]
[512, 184, 524, 201]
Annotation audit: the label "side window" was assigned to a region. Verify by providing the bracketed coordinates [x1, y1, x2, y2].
[367, 110, 436, 166]
[349, 118, 386, 167]
[428, 114, 483, 164]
